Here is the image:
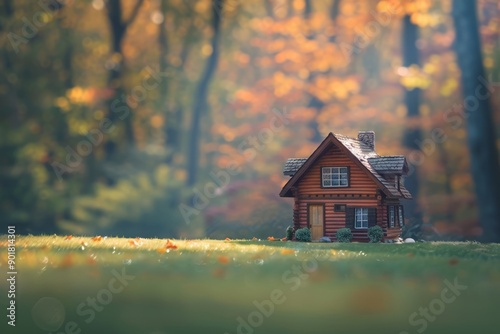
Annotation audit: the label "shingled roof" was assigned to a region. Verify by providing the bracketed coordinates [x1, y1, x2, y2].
[280, 133, 412, 199]
[283, 158, 308, 176]
[367, 156, 407, 174]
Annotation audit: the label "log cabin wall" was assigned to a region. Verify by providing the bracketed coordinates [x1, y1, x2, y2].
[296, 198, 379, 241]
[295, 143, 383, 241]
[384, 197, 402, 239]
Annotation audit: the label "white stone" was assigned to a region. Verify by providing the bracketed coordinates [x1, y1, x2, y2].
[404, 238, 416, 243]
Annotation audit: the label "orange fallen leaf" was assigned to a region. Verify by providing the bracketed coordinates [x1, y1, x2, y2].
[281, 237, 287, 241]
[156, 247, 167, 254]
[128, 239, 139, 247]
[217, 255, 230, 264]
[91, 236, 102, 242]
[166, 240, 178, 249]
[267, 236, 275, 241]
[449, 258, 459, 266]
[64, 235, 73, 240]
[281, 249, 295, 255]
[225, 238, 231, 241]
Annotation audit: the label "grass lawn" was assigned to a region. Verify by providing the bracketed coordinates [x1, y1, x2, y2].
[1, 236, 500, 334]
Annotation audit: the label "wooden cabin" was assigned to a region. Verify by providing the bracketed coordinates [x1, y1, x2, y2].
[279, 131, 412, 242]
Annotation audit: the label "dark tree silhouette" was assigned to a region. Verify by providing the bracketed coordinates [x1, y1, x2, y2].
[452, 0, 500, 242]
[187, 0, 224, 186]
[104, 0, 144, 159]
[401, 14, 423, 238]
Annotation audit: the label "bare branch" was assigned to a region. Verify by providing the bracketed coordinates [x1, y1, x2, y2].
[124, 0, 145, 28]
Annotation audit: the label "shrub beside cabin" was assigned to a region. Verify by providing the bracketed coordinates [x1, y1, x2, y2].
[279, 131, 412, 242]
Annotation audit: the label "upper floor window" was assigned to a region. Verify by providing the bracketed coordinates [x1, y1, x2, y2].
[322, 167, 348, 187]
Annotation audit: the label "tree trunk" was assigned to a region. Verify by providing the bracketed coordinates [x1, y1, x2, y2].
[401, 14, 423, 238]
[104, 0, 144, 160]
[157, 0, 175, 163]
[186, 0, 224, 186]
[452, 0, 500, 242]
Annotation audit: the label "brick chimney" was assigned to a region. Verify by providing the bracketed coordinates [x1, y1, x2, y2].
[358, 131, 375, 150]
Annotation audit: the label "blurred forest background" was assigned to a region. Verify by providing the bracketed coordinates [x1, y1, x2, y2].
[1, 0, 499, 240]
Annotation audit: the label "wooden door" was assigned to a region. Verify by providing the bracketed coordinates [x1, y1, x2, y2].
[309, 204, 324, 240]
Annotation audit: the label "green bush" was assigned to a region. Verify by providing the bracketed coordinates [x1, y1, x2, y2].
[368, 225, 384, 243]
[295, 228, 312, 242]
[336, 228, 352, 243]
[286, 226, 294, 241]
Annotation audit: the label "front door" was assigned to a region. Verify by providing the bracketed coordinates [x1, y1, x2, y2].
[309, 204, 324, 240]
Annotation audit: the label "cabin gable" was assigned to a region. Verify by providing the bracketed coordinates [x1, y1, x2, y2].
[296, 143, 378, 196]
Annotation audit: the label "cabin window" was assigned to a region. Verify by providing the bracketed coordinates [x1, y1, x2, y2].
[322, 167, 348, 187]
[388, 206, 395, 228]
[334, 204, 346, 212]
[398, 206, 404, 226]
[354, 208, 368, 229]
[346, 207, 376, 230]
[395, 176, 399, 190]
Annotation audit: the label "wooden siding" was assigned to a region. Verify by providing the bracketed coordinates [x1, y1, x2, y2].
[296, 144, 378, 196]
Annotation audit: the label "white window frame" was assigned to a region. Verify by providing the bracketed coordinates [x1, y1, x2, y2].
[322, 167, 348, 188]
[355, 208, 368, 229]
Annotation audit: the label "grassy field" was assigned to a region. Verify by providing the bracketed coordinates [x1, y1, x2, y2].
[1, 236, 500, 334]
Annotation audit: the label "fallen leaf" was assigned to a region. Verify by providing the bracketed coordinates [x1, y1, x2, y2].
[267, 236, 275, 241]
[218, 255, 230, 264]
[281, 249, 294, 255]
[449, 258, 459, 266]
[225, 238, 231, 241]
[252, 237, 258, 241]
[64, 235, 73, 240]
[92, 236, 102, 242]
[166, 240, 178, 249]
[156, 247, 167, 254]
[128, 239, 140, 247]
